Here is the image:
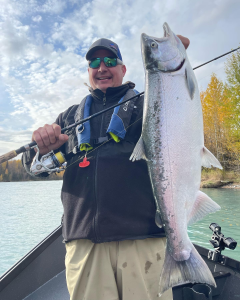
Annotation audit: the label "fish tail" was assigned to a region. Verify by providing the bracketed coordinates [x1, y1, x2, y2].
[158, 243, 216, 297]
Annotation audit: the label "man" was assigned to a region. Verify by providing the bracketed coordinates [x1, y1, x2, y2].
[23, 35, 189, 300]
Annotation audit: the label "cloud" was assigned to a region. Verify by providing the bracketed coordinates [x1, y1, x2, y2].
[0, 0, 240, 156]
[0, 129, 33, 143]
[41, 0, 67, 14]
[32, 15, 42, 22]
[0, 129, 33, 158]
[0, 19, 30, 60]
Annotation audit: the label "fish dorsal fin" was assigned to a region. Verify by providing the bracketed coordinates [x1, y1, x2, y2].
[185, 65, 195, 100]
[201, 146, 223, 169]
[187, 191, 221, 226]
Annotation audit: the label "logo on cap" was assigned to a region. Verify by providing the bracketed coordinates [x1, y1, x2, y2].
[109, 44, 117, 51]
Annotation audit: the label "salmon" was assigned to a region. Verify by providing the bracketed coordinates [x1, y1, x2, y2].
[130, 22, 222, 296]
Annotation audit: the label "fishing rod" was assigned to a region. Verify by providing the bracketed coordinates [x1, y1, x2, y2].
[0, 91, 145, 166]
[0, 46, 239, 167]
[193, 46, 240, 70]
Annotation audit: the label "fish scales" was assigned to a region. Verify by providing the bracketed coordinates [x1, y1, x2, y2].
[130, 22, 223, 296]
[144, 67, 200, 253]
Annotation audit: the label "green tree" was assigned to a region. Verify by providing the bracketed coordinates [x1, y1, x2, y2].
[225, 49, 240, 170]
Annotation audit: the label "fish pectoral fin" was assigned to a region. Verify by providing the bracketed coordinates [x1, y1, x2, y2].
[155, 210, 163, 228]
[201, 146, 223, 169]
[185, 65, 196, 100]
[187, 191, 221, 226]
[158, 243, 216, 297]
[129, 135, 147, 161]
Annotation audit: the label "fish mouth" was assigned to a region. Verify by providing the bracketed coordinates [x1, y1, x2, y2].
[141, 22, 185, 72]
[163, 22, 171, 38]
[141, 23, 169, 44]
[157, 23, 185, 72]
[147, 23, 170, 44]
[174, 59, 185, 71]
[147, 22, 171, 45]
[160, 59, 185, 73]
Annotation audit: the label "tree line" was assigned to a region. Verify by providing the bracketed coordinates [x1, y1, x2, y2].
[0, 49, 240, 182]
[0, 160, 63, 182]
[201, 49, 240, 171]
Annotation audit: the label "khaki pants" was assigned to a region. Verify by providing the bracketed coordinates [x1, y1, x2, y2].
[65, 238, 172, 300]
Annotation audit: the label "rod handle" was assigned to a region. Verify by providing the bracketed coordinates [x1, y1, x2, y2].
[0, 150, 18, 164]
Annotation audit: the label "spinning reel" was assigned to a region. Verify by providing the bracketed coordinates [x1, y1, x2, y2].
[30, 145, 67, 176]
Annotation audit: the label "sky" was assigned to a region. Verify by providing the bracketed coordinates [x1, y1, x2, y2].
[0, 0, 240, 157]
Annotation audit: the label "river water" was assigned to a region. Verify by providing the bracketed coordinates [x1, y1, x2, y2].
[0, 181, 239, 276]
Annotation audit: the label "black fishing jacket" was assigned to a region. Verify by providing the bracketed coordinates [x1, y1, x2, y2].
[22, 82, 165, 243]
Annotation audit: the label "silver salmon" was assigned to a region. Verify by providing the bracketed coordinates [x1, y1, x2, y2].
[130, 22, 222, 296]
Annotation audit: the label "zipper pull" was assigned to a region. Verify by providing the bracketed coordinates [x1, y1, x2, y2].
[103, 94, 106, 106]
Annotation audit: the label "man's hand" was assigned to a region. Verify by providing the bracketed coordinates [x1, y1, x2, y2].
[32, 124, 69, 155]
[177, 35, 190, 49]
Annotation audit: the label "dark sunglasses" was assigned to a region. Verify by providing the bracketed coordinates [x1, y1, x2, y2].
[88, 57, 123, 69]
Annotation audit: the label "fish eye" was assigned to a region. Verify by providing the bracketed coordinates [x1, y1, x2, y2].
[151, 42, 157, 48]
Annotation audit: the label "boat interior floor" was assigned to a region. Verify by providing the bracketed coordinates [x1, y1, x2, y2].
[23, 270, 68, 300]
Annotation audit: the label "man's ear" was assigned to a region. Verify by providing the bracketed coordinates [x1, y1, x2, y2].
[122, 65, 127, 77]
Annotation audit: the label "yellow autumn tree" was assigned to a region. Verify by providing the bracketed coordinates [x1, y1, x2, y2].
[201, 74, 230, 167]
[0, 158, 64, 181]
[201, 71, 240, 170]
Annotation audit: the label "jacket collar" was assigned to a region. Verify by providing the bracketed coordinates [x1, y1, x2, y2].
[90, 81, 136, 103]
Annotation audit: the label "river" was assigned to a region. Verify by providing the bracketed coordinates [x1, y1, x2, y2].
[0, 181, 239, 276]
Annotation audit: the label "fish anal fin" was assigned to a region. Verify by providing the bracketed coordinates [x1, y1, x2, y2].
[185, 66, 195, 100]
[158, 243, 216, 297]
[201, 146, 222, 169]
[129, 135, 147, 161]
[188, 191, 221, 226]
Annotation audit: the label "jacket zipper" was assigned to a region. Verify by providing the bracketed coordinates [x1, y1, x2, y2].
[93, 94, 107, 242]
[103, 94, 106, 106]
[93, 149, 100, 242]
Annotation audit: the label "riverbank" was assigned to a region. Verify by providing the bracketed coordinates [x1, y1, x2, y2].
[201, 169, 240, 189]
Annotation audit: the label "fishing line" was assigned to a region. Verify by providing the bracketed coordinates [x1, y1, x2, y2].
[197, 64, 227, 85]
[195, 48, 240, 83]
[197, 65, 225, 83]
[193, 46, 240, 70]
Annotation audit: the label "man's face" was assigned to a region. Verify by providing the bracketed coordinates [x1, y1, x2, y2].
[88, 49, 127, 93]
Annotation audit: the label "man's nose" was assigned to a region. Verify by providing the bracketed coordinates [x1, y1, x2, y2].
[98, 61, 107, 72]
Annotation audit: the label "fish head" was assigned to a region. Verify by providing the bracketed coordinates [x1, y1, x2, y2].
[141, 22, 186, 72]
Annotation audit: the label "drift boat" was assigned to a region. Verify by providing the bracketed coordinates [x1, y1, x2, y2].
[0, 224, 239, 300]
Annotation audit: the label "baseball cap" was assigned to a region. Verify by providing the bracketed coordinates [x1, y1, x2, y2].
[86, 38, 123, 61]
